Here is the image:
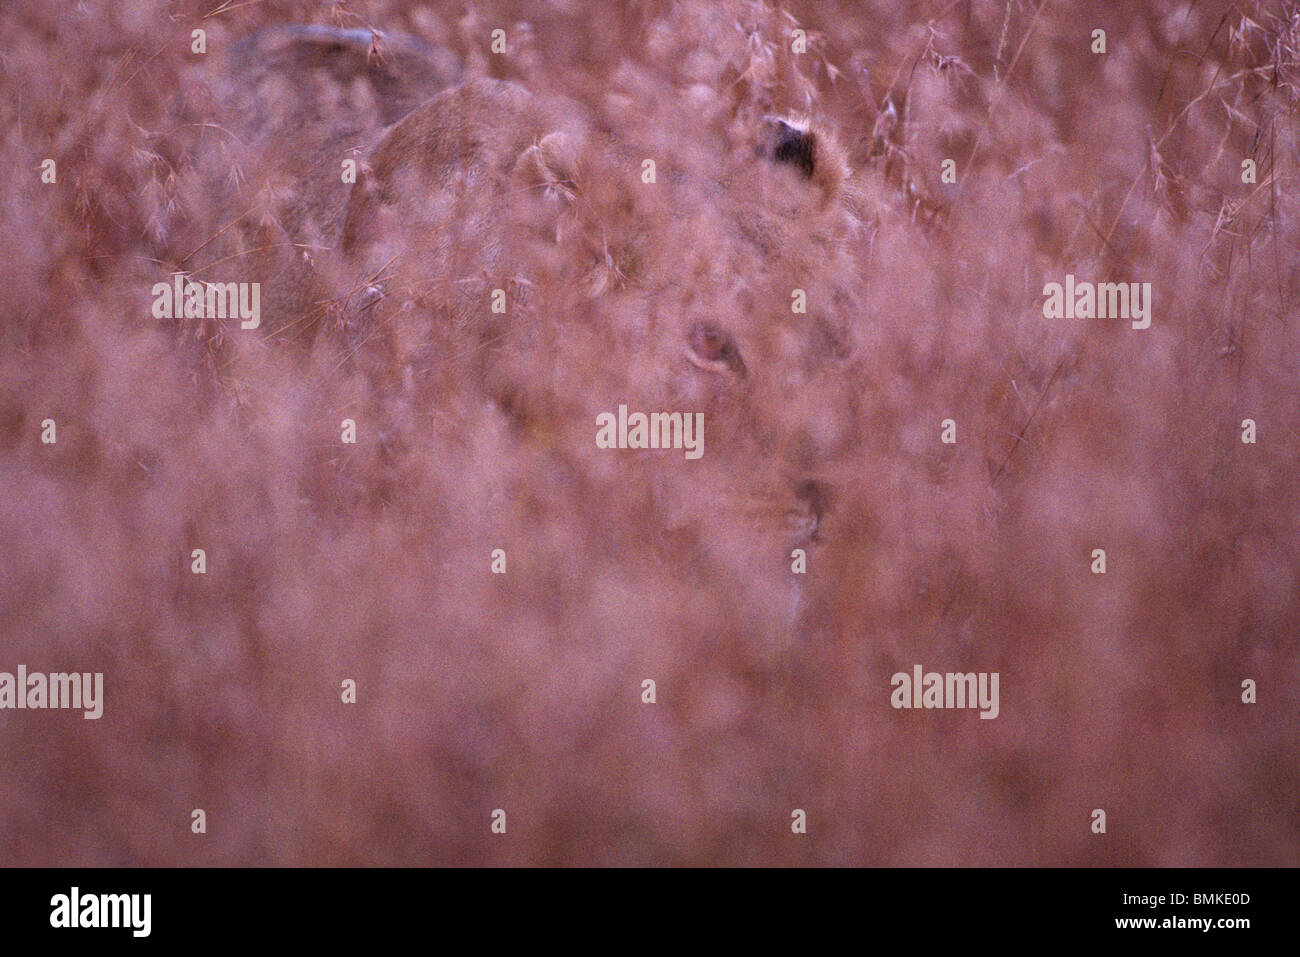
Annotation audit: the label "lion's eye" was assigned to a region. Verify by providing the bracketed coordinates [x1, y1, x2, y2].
[694, 326, 727, 359]
[687, 322, 746, 376]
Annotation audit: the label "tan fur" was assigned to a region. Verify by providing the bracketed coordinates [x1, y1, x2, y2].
[332, 78, 869, 545]
[186, 27, 463, 343]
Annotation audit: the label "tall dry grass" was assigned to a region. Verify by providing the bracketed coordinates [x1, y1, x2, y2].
[0, 0, 1296, 865]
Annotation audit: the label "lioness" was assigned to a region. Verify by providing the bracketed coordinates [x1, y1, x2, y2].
[194, 26, 872, 554]
[335, 75, 871, 548]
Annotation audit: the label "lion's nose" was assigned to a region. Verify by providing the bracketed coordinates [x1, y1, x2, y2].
[790, 479, 831, 543]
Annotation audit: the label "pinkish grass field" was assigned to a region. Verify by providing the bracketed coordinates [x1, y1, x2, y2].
[0, 0, 1296, 865]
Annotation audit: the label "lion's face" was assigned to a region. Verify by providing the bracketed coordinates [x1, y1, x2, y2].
[339, 79, 871, 550]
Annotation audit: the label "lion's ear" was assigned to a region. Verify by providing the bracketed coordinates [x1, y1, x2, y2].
[513, 131, 577, 201]
[759, 116, 848, 205]
[763, 118, 816, 177]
